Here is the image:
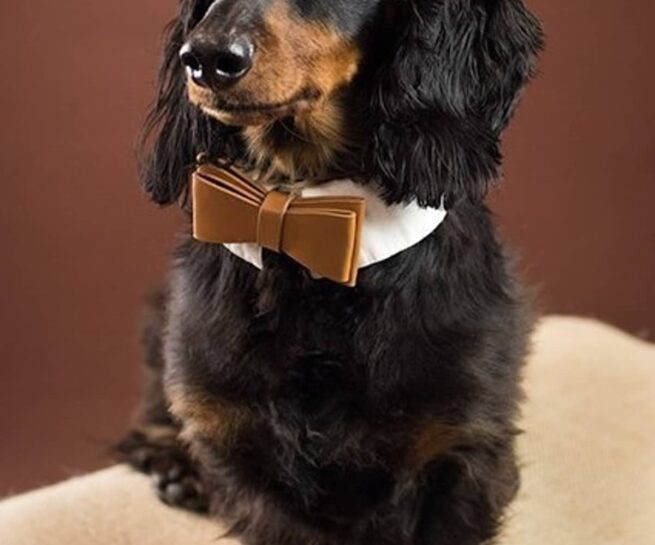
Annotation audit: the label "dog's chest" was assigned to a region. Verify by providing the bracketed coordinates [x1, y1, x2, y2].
[166, 249, 372, 436]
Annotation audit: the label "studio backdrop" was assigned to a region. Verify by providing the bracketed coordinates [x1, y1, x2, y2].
[0, 0, 653, 494]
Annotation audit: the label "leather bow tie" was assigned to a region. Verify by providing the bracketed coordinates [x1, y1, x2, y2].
[191, 163, 366, 286]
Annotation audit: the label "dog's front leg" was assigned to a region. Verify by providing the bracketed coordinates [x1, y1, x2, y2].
[412, 440, 519, 545]
[115, 290, 209, 513]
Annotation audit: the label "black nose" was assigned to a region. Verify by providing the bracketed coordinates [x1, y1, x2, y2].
[179, 35, 254, 89]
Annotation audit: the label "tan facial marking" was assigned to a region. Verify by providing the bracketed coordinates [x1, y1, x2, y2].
[185, 0, 362, 179]
[187, 79, 214, 108]
[261, 1, 361, 100]
[243, 98, 352, 180]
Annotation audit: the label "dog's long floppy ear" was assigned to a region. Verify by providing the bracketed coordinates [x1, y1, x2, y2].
[139, 2, 243, 206]
[366, 0, 543, 206]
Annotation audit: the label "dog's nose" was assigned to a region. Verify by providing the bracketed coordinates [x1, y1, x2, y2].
[179, 35, 254, 89]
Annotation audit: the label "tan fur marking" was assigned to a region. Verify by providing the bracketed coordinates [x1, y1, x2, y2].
[406, 421, 462, 470]
[243, 98, 351, 180]
[187, 79, 213, 106]
[241, 1, 360, 177]
[133, 424, 180, 448]
[167, 385, 251, 445]
[252, 1, 361, 106]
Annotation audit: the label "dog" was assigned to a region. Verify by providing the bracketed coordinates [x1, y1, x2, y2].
[118, 1, 543, 544]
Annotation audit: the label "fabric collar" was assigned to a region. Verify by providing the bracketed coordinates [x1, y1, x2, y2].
[223, 179, 447, 275]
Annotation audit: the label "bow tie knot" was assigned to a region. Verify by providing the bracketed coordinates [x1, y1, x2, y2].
[191, 163, 366, 286]
[257, 190, 295, 253]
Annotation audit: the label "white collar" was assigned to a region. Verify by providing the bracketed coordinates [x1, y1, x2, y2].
[224, 179, 447, 274]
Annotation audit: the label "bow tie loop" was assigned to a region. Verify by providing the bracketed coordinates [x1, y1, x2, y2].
[191, 163, 365, 286]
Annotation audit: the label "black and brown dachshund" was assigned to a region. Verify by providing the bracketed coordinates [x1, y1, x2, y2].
[118, 1, 543, 544]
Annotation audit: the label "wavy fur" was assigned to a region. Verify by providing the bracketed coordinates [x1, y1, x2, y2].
[119, 2, 544, 545]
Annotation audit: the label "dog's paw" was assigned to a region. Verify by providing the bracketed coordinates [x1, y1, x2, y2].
[116, 427, 209, 513]
[152, 457, 209, 513]
[116, 427, 178, 472]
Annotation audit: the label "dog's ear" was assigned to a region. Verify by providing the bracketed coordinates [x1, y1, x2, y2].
[366, 0, 543, 206]
[139, 2, 243, 206]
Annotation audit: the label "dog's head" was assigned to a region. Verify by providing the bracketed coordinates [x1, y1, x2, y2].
[179, 0, 378, 127]
[143, 0, 542, 207]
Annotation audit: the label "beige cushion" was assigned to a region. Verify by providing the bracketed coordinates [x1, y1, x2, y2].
[1, 316, 654, 545]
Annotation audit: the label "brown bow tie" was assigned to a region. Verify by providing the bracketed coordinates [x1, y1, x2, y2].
[191, 163, 366, 286]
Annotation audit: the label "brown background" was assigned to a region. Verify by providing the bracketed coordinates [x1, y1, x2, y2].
[0, 1, 653, 495]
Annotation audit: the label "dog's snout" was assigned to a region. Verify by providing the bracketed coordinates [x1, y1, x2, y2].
[180, 35, 254, 89]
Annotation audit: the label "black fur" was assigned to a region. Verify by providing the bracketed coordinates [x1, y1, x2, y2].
[119, 1, 543, 544]
[139, 7, 244, 205]
[364, 0, 543, 207]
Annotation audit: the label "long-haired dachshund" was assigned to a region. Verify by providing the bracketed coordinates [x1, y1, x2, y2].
[118, 1, 543, 544]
